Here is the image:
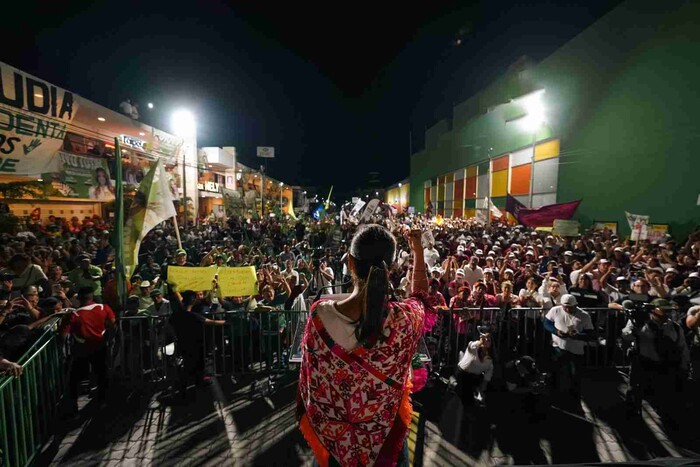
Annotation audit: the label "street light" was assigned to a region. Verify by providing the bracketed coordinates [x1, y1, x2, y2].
[279, 182, 284, 211]
[147, 102, 154, 110]
[398, 183, 402, 188]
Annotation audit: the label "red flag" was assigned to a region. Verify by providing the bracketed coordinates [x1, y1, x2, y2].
[517, 200, 581, 227]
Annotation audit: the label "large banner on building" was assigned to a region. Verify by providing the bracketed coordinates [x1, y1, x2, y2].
[43, 151, 114, 200]
[0, 61, 78, 175]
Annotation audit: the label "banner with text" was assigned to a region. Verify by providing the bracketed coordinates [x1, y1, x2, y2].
[552, 219, 580, 237]
[0, 61, 78, 175]
[42, 151, 114, 200]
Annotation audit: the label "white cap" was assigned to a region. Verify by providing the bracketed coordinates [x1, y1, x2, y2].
[483, 268, 493, 274]
[616, 276, 628, 282]
[504, 268, 514, 274]
[564, 250, 573, 256]
[665, 267, 679, 274]
[475, 249, 483, 255]
[561, 294, 577, 306]
[525, 250, 534, 256]
[508, 253, 516, 258]
[140, 280, 151, 288]
[650, 267, 664, 274]
[431, 266, 443, 274]
[455, 268, 465, 277]
[614, 247, 624, 252]
[599, 259, 609, 264]
[690, 272, 700, 278]
[469, 243, 476, 248]
[486, 251, 495, 256]
[457, 245, 465, 252]
[546, 235, 554, 240]
[530, 232, 538, 236]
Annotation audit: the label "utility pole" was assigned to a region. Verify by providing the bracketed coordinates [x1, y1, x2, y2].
[260, 164, 265, 217]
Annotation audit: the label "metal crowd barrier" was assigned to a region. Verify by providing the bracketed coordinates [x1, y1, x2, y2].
[0, 318, 66, 467]
[429, 307, 632, 377]
[111, 307, 635, 391]
[113, 310, 309, 390]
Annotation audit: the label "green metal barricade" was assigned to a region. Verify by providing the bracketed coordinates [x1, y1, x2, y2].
[0, 320, 65, 467]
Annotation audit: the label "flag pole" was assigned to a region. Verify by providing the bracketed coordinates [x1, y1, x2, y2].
[114, 137, 126, 312]
[172, 215, 183, 249]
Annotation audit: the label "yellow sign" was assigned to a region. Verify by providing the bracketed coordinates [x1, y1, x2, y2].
[167, 266, 216, 292]
[218, 266, 258, 297]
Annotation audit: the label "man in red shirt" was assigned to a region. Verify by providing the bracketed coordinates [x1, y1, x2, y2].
[62, 286, 115, 413]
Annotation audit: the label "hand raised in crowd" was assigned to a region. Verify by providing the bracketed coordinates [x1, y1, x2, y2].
[0, 358, 23, 377]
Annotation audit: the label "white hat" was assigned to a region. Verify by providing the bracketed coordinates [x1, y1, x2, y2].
[525, 250, 534, 256]
[689, 272, 700, 278]
[431, 266, 443, 274]
[665, 267, 679, 274]
[614, 247, 624, 252]
[530, 232, 538, 236]
[511, 243, 519, 249]
[469, 243, 476, 248]
[486, 251, 495, 257]
[455, 268, 465, 277]
[483, 268, 493, 274]
[508, 253, 516, 258]
[504, 268, 514, 274]
[616, 276, 628, 282]
[546, 235, 554, 240]
[650, 267, 664, 275]
[561, 294, 577, 306]
[475, 249, 483, 255]
[599, 259, 609, 264]
[140, 280, 151, 288]
[564, 250, 573, 256]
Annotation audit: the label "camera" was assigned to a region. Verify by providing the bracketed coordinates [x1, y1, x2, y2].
[622, 294, 654, 326]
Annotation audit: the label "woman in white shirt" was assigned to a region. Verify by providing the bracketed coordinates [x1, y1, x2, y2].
[455, 329, 494, 406]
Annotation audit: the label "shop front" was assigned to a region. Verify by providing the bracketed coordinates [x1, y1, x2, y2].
[0, 60, 184, 226]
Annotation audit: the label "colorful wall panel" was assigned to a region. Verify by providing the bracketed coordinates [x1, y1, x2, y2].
[534, 139, 560, 161]
[453, 169, 464, 217]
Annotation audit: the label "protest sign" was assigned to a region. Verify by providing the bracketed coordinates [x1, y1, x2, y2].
[552, 219, 580, 237]
[647, 224, 669, 244]
[218, 266, 258, 297]
[167, 266, 216, 292]
[592, 221, 617, 234]
[360, 199, 380, 222]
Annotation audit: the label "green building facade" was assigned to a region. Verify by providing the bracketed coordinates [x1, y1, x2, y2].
[409, 0, 700, 238]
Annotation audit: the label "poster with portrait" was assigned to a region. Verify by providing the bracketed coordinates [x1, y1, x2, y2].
[42, 151, 114, 200]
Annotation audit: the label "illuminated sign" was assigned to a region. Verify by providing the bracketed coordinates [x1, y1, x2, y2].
[120, 135, 146, 150]
[197, 181, 220, 192]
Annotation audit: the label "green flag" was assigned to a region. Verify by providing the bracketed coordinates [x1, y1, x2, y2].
[114, 138, 126, 310]
[124, 159, 178, 278]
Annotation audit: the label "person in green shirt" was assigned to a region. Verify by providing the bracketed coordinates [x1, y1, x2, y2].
[67, 254, 103, 302]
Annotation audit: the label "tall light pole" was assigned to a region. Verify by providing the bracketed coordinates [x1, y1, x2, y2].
[279, 182, 284, 213]
[260, 165, 266, 217]
[171, 109, 197, 226]
[398, 182, 402, 213]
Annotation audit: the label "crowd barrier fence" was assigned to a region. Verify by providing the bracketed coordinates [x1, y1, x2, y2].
[111, 306, 633, 391]
[0, 318, 65, 467]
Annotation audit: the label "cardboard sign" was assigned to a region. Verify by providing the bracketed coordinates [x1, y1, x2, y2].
[218, 266, 258, 297]
[167, 266, 216, 292]
[552, 219, 580, 237]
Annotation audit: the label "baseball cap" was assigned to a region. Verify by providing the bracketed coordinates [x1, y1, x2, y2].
[77, 253, 90, 262]
[665, 267, 679, 274]
[483, 267, 493, 274]
[455, 268, 465, 277]
[689, 272, 700, 278]
[175, 248, 187, 256]
[616, 276, 628, 282]
[475, 249, 483, 255]
[564, 251, 573, 256]
[127, 295, 140, 305]
[650, 298, 672, 310]
[599, 258, 609, 264]
[561, 294, 577, 306]
[508, 253, 515, 258]
[150, 289, 163, 298]
[504, 268, 514, 274]
[140, 280, 151, 288]
[614, 247, 624, 252]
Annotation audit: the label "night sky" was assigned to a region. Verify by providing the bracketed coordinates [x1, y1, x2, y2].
[6, 0, 621, 198]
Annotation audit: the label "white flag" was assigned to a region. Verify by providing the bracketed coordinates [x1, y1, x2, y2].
[487, 197, 503, 218]
[124, 160, 178, 277]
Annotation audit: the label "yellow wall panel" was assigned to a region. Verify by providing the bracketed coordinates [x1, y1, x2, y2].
[491, 170, 508, 197]
[534, 139, 560, 161]
[463, 208, 476, 219]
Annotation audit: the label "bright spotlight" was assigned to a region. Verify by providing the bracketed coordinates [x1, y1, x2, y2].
[171, 109, 196, 138]
[147, 102, 154, 109]
[516, 90, 545, 133]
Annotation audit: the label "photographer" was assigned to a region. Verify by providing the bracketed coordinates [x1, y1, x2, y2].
[622, 298, 689, 415]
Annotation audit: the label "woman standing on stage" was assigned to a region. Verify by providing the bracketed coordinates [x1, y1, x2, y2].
[297, 225, 429, 466]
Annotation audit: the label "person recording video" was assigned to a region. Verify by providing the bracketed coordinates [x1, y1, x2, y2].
[622, 298, 689, 415]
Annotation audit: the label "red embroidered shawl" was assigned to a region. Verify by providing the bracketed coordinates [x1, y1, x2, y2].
[297, 295, 426, 466]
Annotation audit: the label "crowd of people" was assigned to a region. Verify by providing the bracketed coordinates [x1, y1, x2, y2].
[1, 209, 700, 458]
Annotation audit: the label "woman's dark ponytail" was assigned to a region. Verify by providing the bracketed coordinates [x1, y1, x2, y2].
[357, 261, 389, 346]
[349, 225, 396, 347]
